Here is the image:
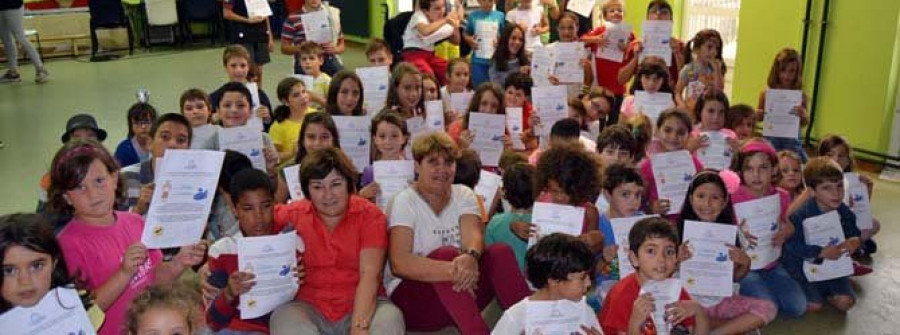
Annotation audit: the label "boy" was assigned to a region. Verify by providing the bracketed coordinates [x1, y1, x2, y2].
[216, 82, 279, 176]
[38, 114, 109, 214]
[122, 113, 194, 215]
[222, 0, 274, 84]
[727, 104, 756, 140]
[528, 118, 595, 165]
[281, 0, 345, 76]
[210, 45, 273, 130]
[297, 41, 331, 111]
[582, 0, 634, 124]
[493, 233, 602, 334]
[463, 0, 505, 87]
[485, 163, 536, 271]
[365, 38, 394, 68]
[600, 217, 709, 335]
[206, 169, 304, 333]
[454, 149, 490, 222]
[617, 0, 685, 87]
[597, 125, 639, 167]
[785, 157, 861, 312]
[596, 164, 645, 279]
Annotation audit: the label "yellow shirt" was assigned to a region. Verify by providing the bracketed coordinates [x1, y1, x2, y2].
[312, 73, 332, 111]
[269, 109, 318, 168]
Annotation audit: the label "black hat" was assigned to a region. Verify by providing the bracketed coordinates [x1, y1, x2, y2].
[61, 114, 108, 143]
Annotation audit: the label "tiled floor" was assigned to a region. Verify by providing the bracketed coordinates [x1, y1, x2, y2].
[1, 44, 898, 334]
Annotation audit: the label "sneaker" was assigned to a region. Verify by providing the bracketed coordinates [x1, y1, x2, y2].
[35, 68, 49, 84]
[0, 71, 21, 83]
[852, 261, 873, 276]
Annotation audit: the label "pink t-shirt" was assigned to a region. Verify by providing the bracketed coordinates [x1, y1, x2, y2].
[58, 211, 163, 335]
[730, 186, 791, 269]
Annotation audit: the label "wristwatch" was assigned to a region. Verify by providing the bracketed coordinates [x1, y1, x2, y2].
[461, 248, 482, 261]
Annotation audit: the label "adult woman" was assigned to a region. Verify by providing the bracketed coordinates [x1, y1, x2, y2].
[386, 132, 530, 334]
[270, 148, 404, 334]
[0, 0, 48, 83]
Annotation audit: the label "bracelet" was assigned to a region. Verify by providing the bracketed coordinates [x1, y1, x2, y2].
[354, 318, 370, 329]
[460, 248, 482, 261]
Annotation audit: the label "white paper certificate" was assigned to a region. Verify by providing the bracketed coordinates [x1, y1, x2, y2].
[238, 233, 299, 319]
[634, 91, 674, 123]
[531, 85, 569, 139]
[531, 202, 585, 239]
[474, 169, 502, 213]
[506, 107, 526, 150]
[733, 194, 782, 270]
[611, 215, 657, 278]
[640, 278, 682, 335]
[845, 173, 873, 230]
[566, 0, 594, 17]
[468, 112, 506, 167]
[554, 42, 586, 84]
[525, 298, 591, 334]
[300, 9, 332, 44]
[356, 66, 390, 113]
[373, 160, 415, 210]
[650, 150, 696, 214]
[449, 92, 475, 116]
[680, 221, 736, 299]
[531, 44, 557, 87]
[244, 82, 264, 132]
[475, 21, 499, 59]
[0, 287, 96, 335]
[596, 22, 632, 62]
[244, 0, 272, 17]
[640, 20, 673, 66]
[424, 100, 446, 131]
[283, 164, 303, 201]
[142, 150, 224, 248]
[697, 131, 732, 171]
[404, 116, 427, 159]
[332, 116, 371, 171]
[801, 211, 854, 282]
[218, 125, 266, 171]
[763, 89, 802, 139]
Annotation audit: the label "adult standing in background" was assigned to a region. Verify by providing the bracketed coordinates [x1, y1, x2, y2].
[0, 0, 49, 83]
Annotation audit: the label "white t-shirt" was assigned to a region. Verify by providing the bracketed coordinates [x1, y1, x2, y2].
[385, 184, 481, 294]
[492, 297, 602, 334]
[505, 7, 544, 52]
[402, 10, 455, 51]
[191, 124, 219, 150]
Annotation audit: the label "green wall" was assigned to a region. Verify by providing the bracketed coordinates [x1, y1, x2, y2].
[624, 0, 684, 38]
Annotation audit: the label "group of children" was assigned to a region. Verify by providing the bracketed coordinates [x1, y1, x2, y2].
[1, 0, 883, 334]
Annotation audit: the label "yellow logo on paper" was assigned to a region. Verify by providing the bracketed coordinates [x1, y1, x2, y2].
[248, 299, 257, 308]
[153, 226, 164, 236]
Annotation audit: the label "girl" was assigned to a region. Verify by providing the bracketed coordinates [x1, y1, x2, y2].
[729, 138, 806, 319]
[619, 56, 674, 119]
[757, 48, 810, 162]
[441, 59, 471, 117]
[549, 13, 593, 97]
[270, 77, 315, 168]
[275, 112, 341, 203]
[400, 0, 461, 85]
[326, 70, 365, 116]
[358, 111, 410, 201]
[448, 82, 505, 150]
[386, 62, 425, 119]
[580, 86, 617, 139]
[125, 284, 199, 335]
[621, 113, 654, 163]
[47, 140, 206, 335]
[504, 0, 550, 54]
[638, 108, 705, 215]
[727, 103, 757, 141]
[677, 171, 778, 334]
[489, 24, 529, 87]
[179, 88, 217, 150]
[686, 89, 739, 162]
[422, 72, 442, 102]
[115, 102, 158, 167]
[776, 150, 805, 201]
[566, 97, 598, 150]
[675, 29, 725, 111]
[582, 0, 633, 124]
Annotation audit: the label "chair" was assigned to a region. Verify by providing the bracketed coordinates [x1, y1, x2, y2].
[88, 0, 135, 60]
[181, 0, 222, 45]
[144, 0, 180, 47]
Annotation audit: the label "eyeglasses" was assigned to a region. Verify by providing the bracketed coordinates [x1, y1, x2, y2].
[649, 8, 672, 15]
[134, 120, 153, 127]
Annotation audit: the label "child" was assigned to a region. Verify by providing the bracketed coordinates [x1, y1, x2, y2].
[729, 138, 806, 318]
[463, 0, 505, 87]
[125, 284, 198, 335]
[38, 114, 110, 215]
[217, 82, 279, 174]
[776, 150, 805, 201]
[529, 118, 596, 164]
[47, 140, 206, 335]
[566, 98, 600, 150]
[818, 134, 879, 259]
[618, 0, 685, 87]
[281, 0, 345, 75]
[757, 48, 810, 162]
[599, 217, 709, 334]
[115, 102, 158, 167]
[422, 72, 442, 102]
[621, 113, 654, 163]
[549, 13, 593, 97]
[785, 157, 861, 312]
[620, 56, 674, 119]
[222, 0, 273, 84]
[365, 38, 394, 68]
[359, 111, 410, 201]
[441, 59, 472, 116]
[638, 108, 704, 215]
[581, 86, 618, 138]
[505, 0, 549, 53]
[275, 112, 341, 203]
[686, 88, 737, 155]
[449, 82, 505, 150]
[206, 169, 303, 333]
[677, 171, 777, 334]
[727, 103, 757, 141]
[454, 149, 492, 221]
[122, 113, 194, 216]
[179, 88, 217, 150]
[210, 45, 273, 128]
[595, 164, 645, 287]
[326, 70, 365, 116]
[489, 24, 529, 87]
[271, 77, 316, 167]
[401, 0, 461, 85]
[386, 62, 425, 119]
[485, 163, 537, 272]
[493, 233, 602, 334]
[675, 29, 725, 111]
[583, 0, 634, 124]
[503, 72, 538, 154]
[597, 125, 639, 168]
[298, 41, 332, 111]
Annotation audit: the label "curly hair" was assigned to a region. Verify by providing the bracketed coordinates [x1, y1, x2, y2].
[126, 284, 198, 335]
[535, 143, 601, 205]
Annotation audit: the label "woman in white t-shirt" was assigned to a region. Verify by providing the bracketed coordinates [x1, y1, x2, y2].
[401, 0, 461, 85]
[386, 132, 531, 334]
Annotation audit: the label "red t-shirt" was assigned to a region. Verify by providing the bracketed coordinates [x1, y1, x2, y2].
[585, 26, 635, 95]
[599, 273, 694, 335]
[273, 196, 388, 321]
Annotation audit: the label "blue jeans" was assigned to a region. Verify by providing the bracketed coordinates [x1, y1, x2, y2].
[294, 54, 344, 77]
[799, 277, 856, 305]
[765, 136, 808, 163]
[738, 264, 807, 318]
[470, 62, 490, 88]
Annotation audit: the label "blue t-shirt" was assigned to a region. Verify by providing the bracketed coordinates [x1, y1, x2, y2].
[465, 10, 505, 64]
[485, 211, 531, 272]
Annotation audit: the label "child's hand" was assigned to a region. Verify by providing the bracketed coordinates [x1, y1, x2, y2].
[548, 75, 561, 85]
[603, 244, 618, 263]
[459, 129, 475, 149]
[134, 182, 155, 215]
[358, 182, 380, 200]
[581, 231, 605, 252]
[121, 243, 149, 276]
[819, 244, 843, 260]
[728, 245, 751, 269]
[677, 241, 693, 262]
[321, 42, 337, 54]
[843, 237, 861, 255]
[859, 174, 874, 196]
[530, 24, 542, 36]
[296, 256, 306, 285]
[197, 264, 219, 305]
[248, 16, 266, 24]
[629, 293, 655, 330]
[618, 40, 629, 52]
[633, 41, 644, 55]
[263, 147, 279, 175]
[256, 106, 271, 123]
[739, 219, 759, 248]
[175, 241, 208, 267]
[772, 225, 790, 247]
[726, 137, 740, 153]
[685, 134, 708, 152]
[665, 300, 702, 325]
[579, 325, 603, 335]
[510, 221, 535, 241]
[580, 58, 591, 69]
[651, 199, 671, 215]
[224, 271, 256, 302]
[520, 65, 531, 75]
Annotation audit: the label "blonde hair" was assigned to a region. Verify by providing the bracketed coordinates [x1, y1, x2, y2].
[222, 44, 252, 66]
[412, 132, 460, 162]
[602, 0, 624, 19]
[126, 284, 199, 334]
[767, 48, 803, 89]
